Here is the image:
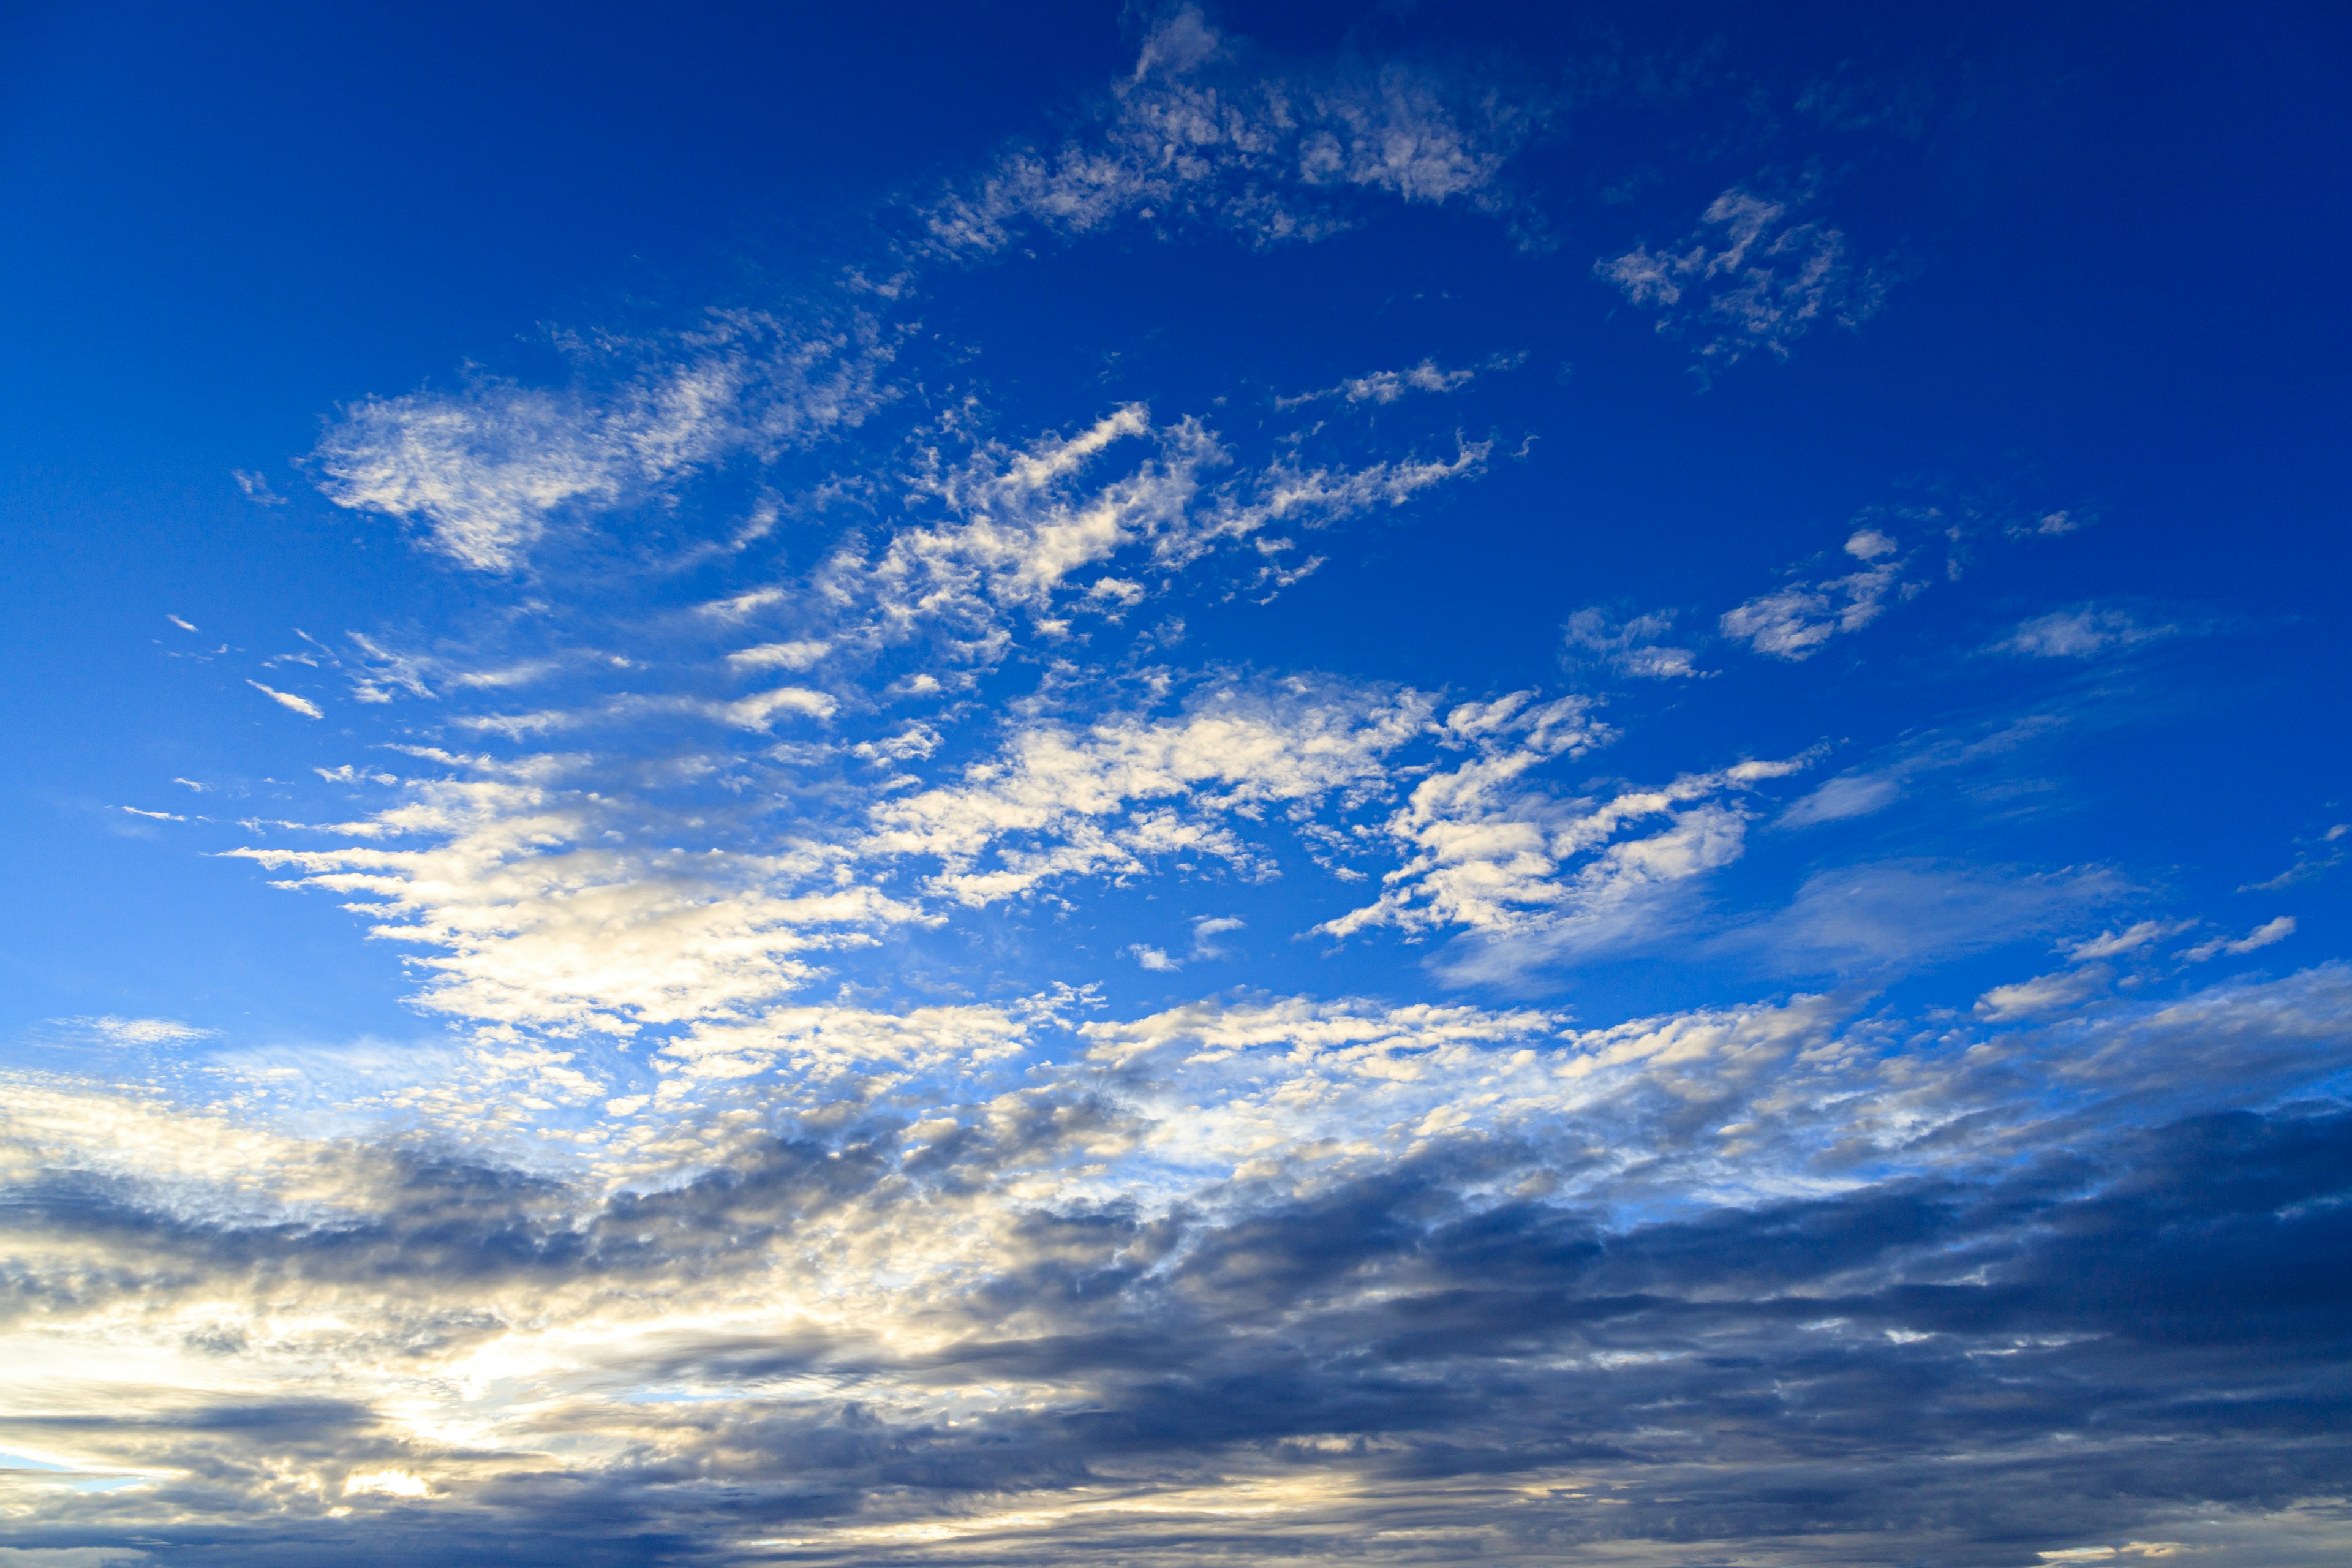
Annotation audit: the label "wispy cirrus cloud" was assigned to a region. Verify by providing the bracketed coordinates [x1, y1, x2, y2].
[828, 403, 1487, 660]
[312, 311, 896, 571]
[918, 7, 1543, 258]
[1597, 186, 1889, 369]
[246, 679, 323, 718]
[2002, 603, 2184, 658]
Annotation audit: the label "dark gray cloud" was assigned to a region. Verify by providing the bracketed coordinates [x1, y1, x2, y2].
[7, 1082, 2348, 1565]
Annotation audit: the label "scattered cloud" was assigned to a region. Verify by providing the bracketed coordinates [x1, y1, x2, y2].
[232, 468, 287, 505]
[1722, 554, 1905, 658]
[921, 8, 1540, 257]
[1720, 860, 2125, 974]
[2003, 604, 2180, 658]
[2180, 914, 2296, 962]
[2069, 919, 2196, 961]
[1319, 695, 1800, 965]
[1275, 353, 1520, 409]
[1976, 964, 2111, 1020]
[1189, 914, 1245, 959]
[312, 312, 895, 571]
[1779, 712, 2062, 828]
[2242, 822, 2350, 891]
[1563, 606, 1705, 679]
[859, 682, 1432, 907]
[1597, 186, 1888, 368]
[53, 1015, 215, 1047]
[726, 639, 832, 672]
[165, 614, 198, 633]
[826, 404, 1487, 662]
[246, 679, 324, 718]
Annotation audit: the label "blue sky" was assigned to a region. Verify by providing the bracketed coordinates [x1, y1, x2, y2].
[2, 4, 2348, 1564]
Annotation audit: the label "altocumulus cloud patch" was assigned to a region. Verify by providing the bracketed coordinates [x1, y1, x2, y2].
[4, 6, 2350, 1568]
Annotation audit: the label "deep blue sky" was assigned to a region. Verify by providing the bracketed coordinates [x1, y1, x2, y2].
[2, 5, 2348, 1564]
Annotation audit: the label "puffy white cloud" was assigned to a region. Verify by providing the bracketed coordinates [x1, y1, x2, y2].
[1597, 187, 1888, 368]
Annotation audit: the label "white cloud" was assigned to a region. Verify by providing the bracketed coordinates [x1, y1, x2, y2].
[1976, 965, 2111, 1021]
[710, 685, 839, 730]
[653, 995, 1052, 1096]
[2179, 916, 2296, 963]
[56, 1015, 216, 1048]
[921, 8, 1537, 258]
[312, 312, 894, 571]
[1777, 772, 1902, 827]
[2003, 605, 2177, 658]
[1276, 353, 1517, 409]
[2241, 824, 2350, 892]
[1563, 607, 1704, 680]
[1721, 861, 2127, 974]
[859, 683, 1431, 907]
[1128, 944, 1180, 971]
[232, 468, 287, 506]
[1189, 915, 1245, 959]
[727, 639, 832, 672]
[1719, 560, 1905, 659]
[2068, 920, 2192, 962]
[118, 805, 186, 822]
[247, 679, 324, 718]
[1597, 187, 1887, 368]
[843, 404, 1485, 659]
[166, 614, 198, 633]
[1319, 695, 1797, 953]
[227, 756, 922, 1038]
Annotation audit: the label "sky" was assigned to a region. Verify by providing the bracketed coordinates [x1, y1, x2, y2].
[1, 2, 2348, 1564]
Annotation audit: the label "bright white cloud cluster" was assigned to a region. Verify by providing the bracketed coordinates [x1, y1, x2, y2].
[1319, 692, 1800, 952]
[859, 683, 1434, 906]
[228, 753, 922, 1039]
